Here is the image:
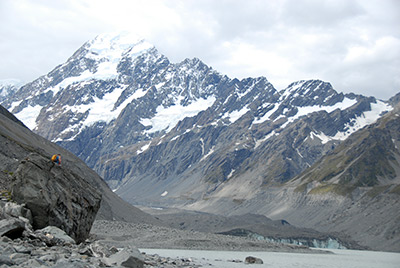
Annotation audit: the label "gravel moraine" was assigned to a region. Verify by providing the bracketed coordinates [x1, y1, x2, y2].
[90, 220, 326, 253]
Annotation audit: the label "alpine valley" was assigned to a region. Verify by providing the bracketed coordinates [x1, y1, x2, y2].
[2, 33, 400, 252]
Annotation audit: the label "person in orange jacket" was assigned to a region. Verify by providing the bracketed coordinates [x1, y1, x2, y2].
[51, 154, 61, 166]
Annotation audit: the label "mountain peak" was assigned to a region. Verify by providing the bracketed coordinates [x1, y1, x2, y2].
[0, 79, 23, 103]
[278, 79, 343, 107]
[84, 32, 154, 61]
[0, 78, 24, 87]
[281, 80, 332, 96]
[88, 32, 150, 50]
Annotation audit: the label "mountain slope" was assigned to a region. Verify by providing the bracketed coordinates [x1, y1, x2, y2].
[290, 102, 400, 251]
[295, 101, 400, 189]
[186, 101, 400, 251]
[0, 104, 161, 225]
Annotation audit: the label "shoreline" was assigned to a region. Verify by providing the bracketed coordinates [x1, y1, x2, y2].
[139, 248, 400, 268]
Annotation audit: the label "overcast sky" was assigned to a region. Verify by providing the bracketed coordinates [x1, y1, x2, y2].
[1, 0, 399, 99]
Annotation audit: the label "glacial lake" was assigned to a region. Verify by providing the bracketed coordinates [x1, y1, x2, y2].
[140, 248, 400, 268]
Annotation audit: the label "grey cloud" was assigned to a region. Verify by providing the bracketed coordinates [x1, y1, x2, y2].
[0, 0, 399, 99]
[281, 0, 365, 27]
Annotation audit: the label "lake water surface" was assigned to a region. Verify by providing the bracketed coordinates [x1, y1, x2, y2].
[140, 248, 400, 268]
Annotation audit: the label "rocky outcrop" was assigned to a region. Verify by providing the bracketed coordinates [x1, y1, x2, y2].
[11, 153, 101, 243]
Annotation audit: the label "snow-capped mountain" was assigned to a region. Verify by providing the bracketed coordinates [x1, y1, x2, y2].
[0, 79, 23, 103]
[2, 31, 393, 189]
[2, 32, 399, 250]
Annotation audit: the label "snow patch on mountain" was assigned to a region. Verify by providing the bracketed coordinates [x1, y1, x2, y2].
[281, 97, 357, 128]
[331, 100, 392, 141]
[54, 125, 80, 142]
[137, 142, 151, 155]
[200, 146, 216, 162]
[306, 100, 392, 143]
[52, 85, 150, 142]
[222, 106, 250, 123]
[14, 104, 42, 129]
[253, 103, 279, 124]
[255, 131, 279, 149]
[310, 131, 331, 144]
[10, 100, 23, 112]
[140, 95, 216, 134]
[65, 84, 134, 127]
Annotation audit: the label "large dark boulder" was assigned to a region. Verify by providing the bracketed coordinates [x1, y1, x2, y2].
[11, 153, 101, 243]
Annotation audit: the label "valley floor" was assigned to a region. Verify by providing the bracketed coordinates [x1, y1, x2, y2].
[90, 220, 400, 267]
[90, 220, 327, 253]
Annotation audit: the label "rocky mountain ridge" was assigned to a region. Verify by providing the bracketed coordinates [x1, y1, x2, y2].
[2, 32, 399, 251]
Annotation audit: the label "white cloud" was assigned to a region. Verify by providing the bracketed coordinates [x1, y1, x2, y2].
[0, 0, 399, 99]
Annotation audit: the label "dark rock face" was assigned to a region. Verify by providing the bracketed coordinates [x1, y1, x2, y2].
[0, 217, 27, 239]
[11, 153, 101, 243]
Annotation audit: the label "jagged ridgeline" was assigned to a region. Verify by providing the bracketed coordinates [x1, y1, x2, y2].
[2, 32, 400, 251]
